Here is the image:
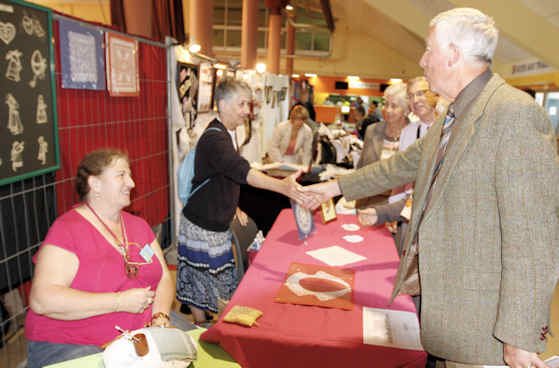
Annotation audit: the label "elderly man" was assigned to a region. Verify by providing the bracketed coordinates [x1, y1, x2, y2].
[304, 8, 558, 368]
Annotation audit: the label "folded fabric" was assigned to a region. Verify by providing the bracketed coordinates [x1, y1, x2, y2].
[223, 306, 262, 327]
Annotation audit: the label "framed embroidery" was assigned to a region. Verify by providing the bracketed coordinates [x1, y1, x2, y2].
[59, 18, 105, 90]
[105, 32, 139, 96]
[290, 200, 315, 240]
[0, 0, 60, 186]
[176, 62, 198, 129]
[276, 262, 354, 310]
[197, 62, 214, 113]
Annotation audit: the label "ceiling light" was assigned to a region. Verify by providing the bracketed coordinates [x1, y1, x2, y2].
[256, 63, 267, 73]
[304, 73, 317, 78]
[285, 4, 294, 11]
[389, 78, 403, 84]
[189, 44, 201, 53]
[292, 74, 300, 78]
[347, 75, 360, 81]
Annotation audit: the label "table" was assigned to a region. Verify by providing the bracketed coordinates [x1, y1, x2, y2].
[201, 209, 427, 368]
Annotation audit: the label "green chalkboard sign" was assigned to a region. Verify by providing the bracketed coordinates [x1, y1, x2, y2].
[0, 0, 59, 186]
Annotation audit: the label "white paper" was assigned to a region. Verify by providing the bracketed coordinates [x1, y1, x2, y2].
[343, 235, 364, 243]
[363, 307, 423, 351]
[306, 245, 366, 267]
[341, 223, 360, 231]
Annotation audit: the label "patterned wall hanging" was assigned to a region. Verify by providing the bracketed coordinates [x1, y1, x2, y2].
[0, 0, 59, 186]
[59, 18, 105, 90]
[105, 31, 139, 96]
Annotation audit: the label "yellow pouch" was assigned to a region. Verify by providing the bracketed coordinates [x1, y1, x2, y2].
[223, 306, 262, 327]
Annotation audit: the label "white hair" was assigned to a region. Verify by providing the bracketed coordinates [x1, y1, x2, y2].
[384, 83, 409, 115]
[430, 8, 498, 65]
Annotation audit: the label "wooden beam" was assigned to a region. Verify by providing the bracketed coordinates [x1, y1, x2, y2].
[320, 0, 335, 32]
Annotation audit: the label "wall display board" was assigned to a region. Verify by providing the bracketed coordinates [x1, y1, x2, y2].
[59, 18, 105, 90]
[177, 62, 198, 129]
[197, 61, 213, 113]
[0, 0, 59, 186]
[105, 32, 139, 96]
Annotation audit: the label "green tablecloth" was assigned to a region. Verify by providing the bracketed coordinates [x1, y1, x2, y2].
[44, 328, 241, 368]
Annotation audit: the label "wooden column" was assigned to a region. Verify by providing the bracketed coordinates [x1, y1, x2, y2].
[123, 0, 153, 39]
[266, 8, 281, 74]
[286, 17, 295, 75]
[189, 0, 214, 56]
[241, 0, 258, 69]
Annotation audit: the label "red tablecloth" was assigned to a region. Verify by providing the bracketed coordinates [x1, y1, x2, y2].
[201, 209, 427, 368]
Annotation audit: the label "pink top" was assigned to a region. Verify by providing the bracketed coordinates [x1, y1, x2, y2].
[25, 209, 161, 347]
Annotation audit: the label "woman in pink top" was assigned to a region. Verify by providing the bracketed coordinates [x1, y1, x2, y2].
[24, 149, 174, 367]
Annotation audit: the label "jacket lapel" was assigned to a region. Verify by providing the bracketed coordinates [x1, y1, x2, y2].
[422, 74, 505, 221]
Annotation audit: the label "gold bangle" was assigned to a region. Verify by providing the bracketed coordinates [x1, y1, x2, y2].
[151, 312, 170, 321]
[115, 292, 121, 312]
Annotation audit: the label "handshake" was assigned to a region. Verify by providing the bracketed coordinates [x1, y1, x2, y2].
[282, 171, 342, 211]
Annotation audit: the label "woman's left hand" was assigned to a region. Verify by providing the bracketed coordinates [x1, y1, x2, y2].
[149, 312, 171, 328]
[235, 207, 248, 226]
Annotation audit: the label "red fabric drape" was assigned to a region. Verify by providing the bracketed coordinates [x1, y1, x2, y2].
[152, 0, 185, 43]
[53, 21, 169, 226]
[110, 0, 127, 33]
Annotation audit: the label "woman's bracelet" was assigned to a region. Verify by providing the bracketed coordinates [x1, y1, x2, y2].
[115, 292, 121, 312]
[151, 312, 170, 321]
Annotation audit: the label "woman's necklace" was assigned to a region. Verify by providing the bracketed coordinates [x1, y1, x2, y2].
[85, 203, 138, 278]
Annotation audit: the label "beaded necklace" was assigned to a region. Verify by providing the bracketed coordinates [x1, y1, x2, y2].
[85, 203, 138, 278]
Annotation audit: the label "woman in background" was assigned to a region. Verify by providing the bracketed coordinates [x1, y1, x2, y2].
[355, 83, 410, 210]
[267, 105, 313, 166]
[25, 149, 174, 367]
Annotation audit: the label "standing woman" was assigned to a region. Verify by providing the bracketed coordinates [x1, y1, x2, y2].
[25, 149, 174, 367]
[355, 83, 409, 210]
[267, 104, 313, 165]
[177, 78, 309, 324]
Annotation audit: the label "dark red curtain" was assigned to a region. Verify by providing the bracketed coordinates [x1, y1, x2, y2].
[110, 0, 127, 33]
[152, 0, 186, 43]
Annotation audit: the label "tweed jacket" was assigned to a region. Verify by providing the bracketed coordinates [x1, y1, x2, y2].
[338, 73, 559, 364]
[267, 120, 313, 166]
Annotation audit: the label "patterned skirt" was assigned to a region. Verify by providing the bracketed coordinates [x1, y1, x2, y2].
[176, 214, 240, 313]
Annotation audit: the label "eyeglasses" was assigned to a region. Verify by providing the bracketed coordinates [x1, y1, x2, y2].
[123, 242, 153, 279]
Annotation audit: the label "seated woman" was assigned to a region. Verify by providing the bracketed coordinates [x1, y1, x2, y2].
[355, 82, 409, 210]
[267, 105, 313, 166]
[25, 149, 174, 368]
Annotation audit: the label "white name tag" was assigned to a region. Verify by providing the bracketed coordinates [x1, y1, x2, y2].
[140, 244, 154, 262]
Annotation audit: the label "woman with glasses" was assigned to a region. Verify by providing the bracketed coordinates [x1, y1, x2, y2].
[24, 149, 174, 368]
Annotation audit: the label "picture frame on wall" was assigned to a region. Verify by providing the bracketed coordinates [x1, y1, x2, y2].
[105, 32, 139, 96]
[0, 0, 60, 186]
[59, 18, 105, 90]
[197, 62, 214, 113]
[176, 62, 198, 129]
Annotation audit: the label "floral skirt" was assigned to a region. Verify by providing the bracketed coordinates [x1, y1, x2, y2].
[176, 214, 239, 313]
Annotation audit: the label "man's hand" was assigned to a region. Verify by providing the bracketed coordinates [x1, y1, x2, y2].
[503, 343, 549, 368]
[357, 208, 378, 226]
[301, 180, 342, 210]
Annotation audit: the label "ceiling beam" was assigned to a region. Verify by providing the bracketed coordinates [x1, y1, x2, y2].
[320, 0, 335, 32]
[447, 0, 559, 70]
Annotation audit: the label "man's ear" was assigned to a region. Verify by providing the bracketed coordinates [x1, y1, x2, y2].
[448, 43, 461, 68]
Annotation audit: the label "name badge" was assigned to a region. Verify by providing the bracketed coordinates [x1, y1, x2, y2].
[140, 244, 154, 262]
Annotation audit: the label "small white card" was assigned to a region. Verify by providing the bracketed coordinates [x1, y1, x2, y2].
[306, 245, 366, 267]
[363, 307, 423, 351]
